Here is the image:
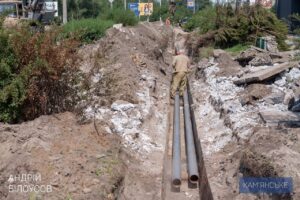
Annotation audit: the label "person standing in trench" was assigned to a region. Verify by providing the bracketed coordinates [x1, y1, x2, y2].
[170, 49, 191, 99]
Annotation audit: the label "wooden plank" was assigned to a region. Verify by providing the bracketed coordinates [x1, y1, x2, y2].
[259, 110, 300, 127]
[234, 62, 298, 85]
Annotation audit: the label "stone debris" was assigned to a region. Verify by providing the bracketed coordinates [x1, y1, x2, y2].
[234, 62, 299, 85]
[259, 110, 300, 127]
[248, 53, 272, 66]
[263, 36, 279, 53]
[236, 46, 282, 67]
[111, 100, 135, 112]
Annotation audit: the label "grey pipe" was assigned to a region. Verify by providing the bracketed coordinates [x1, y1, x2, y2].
[172, 92, 181, 187]
[183, 89, 199, 183]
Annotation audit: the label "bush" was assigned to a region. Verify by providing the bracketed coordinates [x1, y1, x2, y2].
[185, 4, 288, 50]
[172, 5, 193, 24]
[184, 6, 216, 32]
[62, 18, 114, 43]
[149, 3, 169, 22]
[0, 27, 79, 123]
[100, 8, 138, 26]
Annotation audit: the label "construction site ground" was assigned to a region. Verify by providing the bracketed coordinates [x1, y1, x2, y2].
[0, 22, 299, 200]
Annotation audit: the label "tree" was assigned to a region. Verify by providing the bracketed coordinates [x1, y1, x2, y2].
[68, 0, 79, 20]
[198, 0, 210, 10]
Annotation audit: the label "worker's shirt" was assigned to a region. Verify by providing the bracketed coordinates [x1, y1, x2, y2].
[172, 54, 190, 73]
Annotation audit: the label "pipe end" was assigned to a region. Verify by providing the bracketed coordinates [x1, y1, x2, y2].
[172, 179, 181, 187]
[190, 175, 199, 183]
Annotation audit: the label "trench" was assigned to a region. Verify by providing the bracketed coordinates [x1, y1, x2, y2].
[160, 27, 215, 200]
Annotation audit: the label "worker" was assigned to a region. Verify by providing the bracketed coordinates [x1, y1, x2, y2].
[170, 49, 191, 98]
[165, 17, 171, 26]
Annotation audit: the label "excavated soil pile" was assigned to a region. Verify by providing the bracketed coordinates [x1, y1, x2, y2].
[0, 22, 174, 200]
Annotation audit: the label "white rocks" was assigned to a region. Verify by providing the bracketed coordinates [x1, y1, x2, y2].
[91, 73, 102, 83]
[113, 23, 124, 31]
[286, 67, 300, 82]
[111, 100, 135, 112]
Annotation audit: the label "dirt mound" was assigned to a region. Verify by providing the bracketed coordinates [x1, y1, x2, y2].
[240, 149, 277, 177]
[239, 84, 272, 105]
[0, 112, 125, 200]
[0, 22, 174, 200]
[76, 22, 172, 114]
[214, 52, 242, 77]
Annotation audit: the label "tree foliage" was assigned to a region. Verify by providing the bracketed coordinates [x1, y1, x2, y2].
[0, 25, 79, 123]
[185, 4, 288, 50]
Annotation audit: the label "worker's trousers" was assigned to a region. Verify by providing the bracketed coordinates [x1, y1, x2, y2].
[171, 71, 187, 98]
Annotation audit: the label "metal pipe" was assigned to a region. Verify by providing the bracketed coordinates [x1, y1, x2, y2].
[183, 89, 199, 183]
[172, 92, 181, 187]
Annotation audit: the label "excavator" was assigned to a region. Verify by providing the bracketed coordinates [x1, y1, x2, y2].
[0, 0, 56, 27]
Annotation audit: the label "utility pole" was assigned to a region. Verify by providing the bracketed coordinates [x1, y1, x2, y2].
[124, 0, 127, 10]
[160, 0, 162, 23]
[109, 0, 114, 9]
[63, 0, 67, 24]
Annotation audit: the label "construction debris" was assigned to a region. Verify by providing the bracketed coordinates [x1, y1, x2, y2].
[263, 36, 279, 53]
[236, 46, 284, 66]
[234, 62, 299, 85]
[259, 110, 300, 127]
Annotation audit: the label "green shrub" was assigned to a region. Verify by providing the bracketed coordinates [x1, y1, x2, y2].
[0, 27, 78, 123]
[172, 5, 193, 24]
[63, 18, 114, 43]
[100, 8, 138, 26]
[149, 3, 169, 22]
[184, 6, 216, 33]
[225, 44, 249, 53]
[186, 5, 288, 50]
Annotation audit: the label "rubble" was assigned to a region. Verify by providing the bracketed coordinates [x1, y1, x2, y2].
[215, 52, 242, 77]
[291, 100, 300, 112]
[191, 45, 300, 199]
[263, 36, 279, 53]
[239, 84, 272, 106]
[259, 110, 300, 127]
[248, 53, 272, 66]
[234, 62, 299, 85]
[111, 100, 135, 112]
[236, 46, 283, 67]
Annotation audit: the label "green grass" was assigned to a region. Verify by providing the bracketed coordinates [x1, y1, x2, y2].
[62, 18, 114, 43]
[225, 44, 249, 55]
[100, 8, 138, 26]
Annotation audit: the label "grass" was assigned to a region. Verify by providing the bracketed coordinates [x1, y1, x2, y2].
[225, 44, 249, 55]
[62, 18, 114, 43]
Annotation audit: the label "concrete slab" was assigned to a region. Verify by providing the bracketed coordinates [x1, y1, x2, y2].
[259, 110, 300, 127]
[234, 62, 299, 85]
